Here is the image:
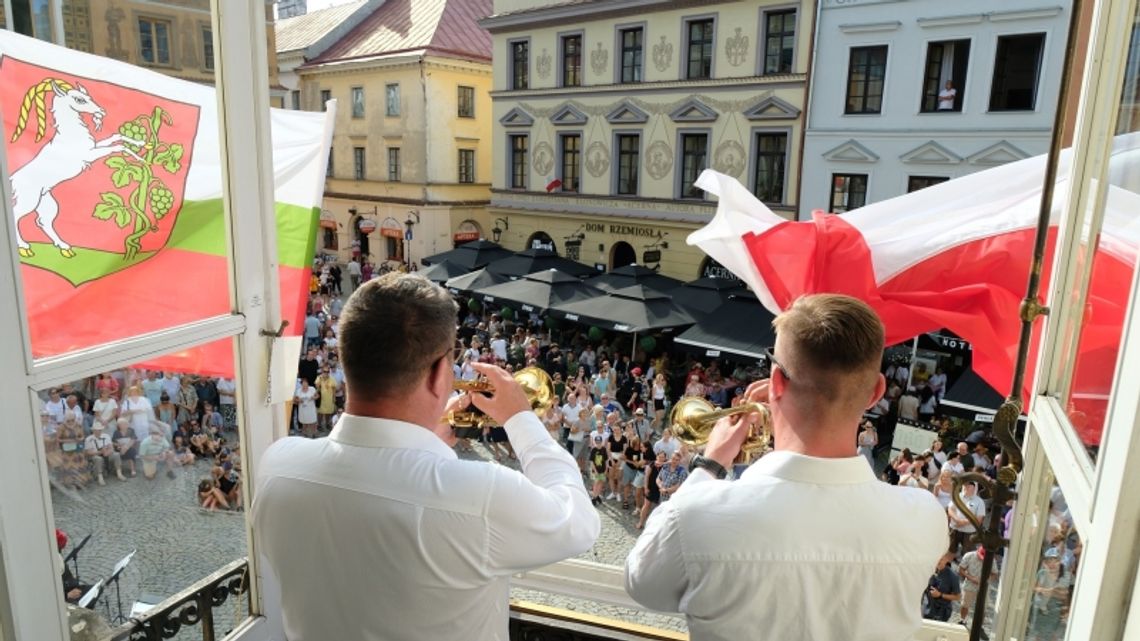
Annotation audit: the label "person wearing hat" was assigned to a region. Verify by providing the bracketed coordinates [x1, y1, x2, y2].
[1030, 547, 1071, 637]
[630, 406, 653, 442]
[84, 421, 123, 485]
[948, 479, 986, 558]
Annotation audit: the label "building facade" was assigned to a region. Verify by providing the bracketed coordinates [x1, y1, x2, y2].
[481, 0, 815, 282]
[276, 0, 378, 113]
[291, 0, 495, 265]
[277, 0, 307, 20]
[2, 0, 283, 100]
[799, 0, 1072, 217]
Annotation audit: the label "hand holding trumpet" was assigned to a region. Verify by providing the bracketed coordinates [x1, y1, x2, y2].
[703, 379, 771, 470]
[468, 362, 534, 426]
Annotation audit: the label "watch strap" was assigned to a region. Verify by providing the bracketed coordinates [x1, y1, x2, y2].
[691, 454, 728, 480]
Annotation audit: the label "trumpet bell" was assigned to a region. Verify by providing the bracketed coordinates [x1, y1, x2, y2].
[669, 396, 771, 457]
[446, 366, 556, 432]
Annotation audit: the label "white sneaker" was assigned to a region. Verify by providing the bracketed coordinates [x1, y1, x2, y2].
[606, 492, 617, 500]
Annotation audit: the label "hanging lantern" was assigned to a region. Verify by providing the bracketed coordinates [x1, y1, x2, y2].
[588, 326, 604, 341]
[500, 306, 514, 320]
[467, 298, 481, 312]
[639, 335, 657, 352]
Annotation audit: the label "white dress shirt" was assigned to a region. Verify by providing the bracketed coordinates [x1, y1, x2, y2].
[626, 450, 947, 641]
[252, 411, 599, 641]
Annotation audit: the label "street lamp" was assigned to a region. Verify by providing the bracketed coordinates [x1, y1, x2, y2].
[492, 217, 509, 243]
[404, 210, 420, 270]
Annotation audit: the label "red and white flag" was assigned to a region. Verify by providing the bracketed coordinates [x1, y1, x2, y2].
[689, 134, 1140, 445]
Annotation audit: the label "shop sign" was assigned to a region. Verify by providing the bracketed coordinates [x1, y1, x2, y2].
[358, 219, 377, 234]
[933, 335, 971, 351]
[584, 222, 660, 238]
[453, 219, 481, 242]
[643, 249, 662, 264]
[699, 257, 743, 282]
[975, 414, 995, 423]
[379, 217, 403, 238]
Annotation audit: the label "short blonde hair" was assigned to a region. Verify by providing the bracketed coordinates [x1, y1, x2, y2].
[772, 294, 884, 413]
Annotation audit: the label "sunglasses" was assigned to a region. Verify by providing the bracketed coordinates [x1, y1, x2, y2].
[765, 346, 792, 382]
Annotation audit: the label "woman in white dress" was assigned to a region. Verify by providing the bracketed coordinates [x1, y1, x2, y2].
[294, 378, 319, 439]
[120, 386, 154, 440]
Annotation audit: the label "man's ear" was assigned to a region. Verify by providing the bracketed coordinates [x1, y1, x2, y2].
[867, 373, 887, 410]
[426, 353, 450, 400]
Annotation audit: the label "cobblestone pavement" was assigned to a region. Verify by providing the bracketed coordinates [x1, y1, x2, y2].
[52, 443, 249, 639]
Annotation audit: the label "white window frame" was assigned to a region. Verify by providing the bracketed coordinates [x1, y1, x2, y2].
[0, 3, 288, 639]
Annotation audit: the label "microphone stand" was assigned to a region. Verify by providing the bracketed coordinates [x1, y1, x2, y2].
[63, 533, 91, 584]
[104, 550, 136, 625]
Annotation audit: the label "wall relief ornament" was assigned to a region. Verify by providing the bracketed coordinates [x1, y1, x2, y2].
[536, 48, 552, 80]
[646, 140, 673, 180]
[104, 3, 129, 60]
[533, 141, 554, 175]
[590, 42, 608, 76]
[725, 27, 749, 67]
[652, 36, 673, 72]
[181, 20, 199, 68]
[713, 140, 747, 177]
[586, 141, 610, 177]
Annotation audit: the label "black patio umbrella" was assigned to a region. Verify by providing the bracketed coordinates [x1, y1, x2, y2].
[673, 297, 775, 361]
[550, 283, 695, 358]
[673, 277, 755, 317]
[444, 267, 510, 294]
[588, 263, 684, 293]
[419, 260, 470, 284]
[472, 268, 606, 315]
[422, 239, 514, 270]
[485, 247, 596, 279]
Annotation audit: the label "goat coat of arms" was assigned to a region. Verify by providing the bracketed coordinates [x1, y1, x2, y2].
[3, 58, 199, 286]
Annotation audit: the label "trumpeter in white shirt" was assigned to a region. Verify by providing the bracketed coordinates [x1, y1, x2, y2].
[626, 294, 947, 641]
[252, 273, 599, 641]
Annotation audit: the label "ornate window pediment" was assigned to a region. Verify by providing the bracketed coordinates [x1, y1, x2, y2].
[500, 107, 535, 127]
[967, 141, 1030, 165]
[669, 97, 718, 122]
[550, 103, 588, 126]
[605, 101, 649, 124]
[743, 95, 802, 120]
[899, 141, 963, 165]
[822, 139, 879, 163]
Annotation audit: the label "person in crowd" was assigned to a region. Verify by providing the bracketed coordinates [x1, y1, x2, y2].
[621, 435, 646, 510]
[924, 551, 962, 622]
[189, 419, 221, 458]
[932, 467, 956, 510]
[899, 461, 930, 489]
[156, 392, 178, 429]
[587, 434, 609, 506]
[650, 373, 668, 431]
[562, 389, 590, 469]
[856, 420, 877, 468]
[175, 378, 199, 427]
[898, 387, 920, 420]
[56, 414, 89, 491]
[140, 370, 164, 406]
[120, 385, 156, 440]
[112, 418, 138, 478]
[92, 387, 119, 427]
[193, 376, 218, 418]
[605, 420, 629, 501]
[944, 450, 966, 476]
[636, 450, 666, 530]
[653, 425, 680, 460]
[214, 462, 242, 509]
[42, 388, 67, 431]
[84, 421, 122, 485]
[294, 378, 319, 439]
[172, 435, 196, 467]
[918, 385, 938, 422]
[949, 480, 986, 558]
[599, 392, 623, 416]
[202, 402, 224, 438]
[931, 439, 948, 465]
[138, 427, 177, 480]
[937, 80, 958, 111]
[626, 294, 947, 640]
[216, 377, 238, 429]
[542, 404, 563, 442]
[252, 273, 599, 640]
[198, 475, 231, 511]
[62, 393, 85, 426]
[1029, 548, 1071, 640]
[630, 407, 653, 442]
[958, 544, 986, 625]
[655, 450, 687, 501]
[316, 367, 338, 433]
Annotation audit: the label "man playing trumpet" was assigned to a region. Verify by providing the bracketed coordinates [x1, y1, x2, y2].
[253, 273, 599, 641]
[626, 294, 947, 640]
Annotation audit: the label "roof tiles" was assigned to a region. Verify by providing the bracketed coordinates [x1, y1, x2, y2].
[275, 0, 370, 53]
[308, 0, 492, 65]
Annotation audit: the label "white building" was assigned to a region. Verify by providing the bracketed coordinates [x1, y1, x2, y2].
[799, 0, 1072, 217]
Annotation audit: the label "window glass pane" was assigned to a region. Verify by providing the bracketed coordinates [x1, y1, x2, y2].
[43, 339, 251, 635]
[1019, 485, 1080, 640]
[990, 34, 1045, 111]
[385, 84, 399, 116]
[2, 13, 319, 365]
[1061, 14, 1140, 462]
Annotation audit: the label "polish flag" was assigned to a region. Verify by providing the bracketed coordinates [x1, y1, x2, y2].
[689, 134, 1140, 445]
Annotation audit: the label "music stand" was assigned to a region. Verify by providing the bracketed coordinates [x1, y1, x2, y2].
[104, 549, 135, 625]
[63, 533, 92, 583]
[77, 579, 103, 610]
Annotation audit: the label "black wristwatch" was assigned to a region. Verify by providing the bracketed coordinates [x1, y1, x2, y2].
[690, 454, 728, 480]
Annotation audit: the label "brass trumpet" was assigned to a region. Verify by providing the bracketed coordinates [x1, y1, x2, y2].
[446, 367, 556, 439]
[669, 396, 772, 459]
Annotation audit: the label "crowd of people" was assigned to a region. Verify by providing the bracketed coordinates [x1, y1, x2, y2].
[38, 370, 243, 512]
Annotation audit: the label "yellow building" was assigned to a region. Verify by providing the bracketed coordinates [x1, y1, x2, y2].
[292, 0, 495, 266]
[481, 0, 814, 281]
[2, 0, 283, 101]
